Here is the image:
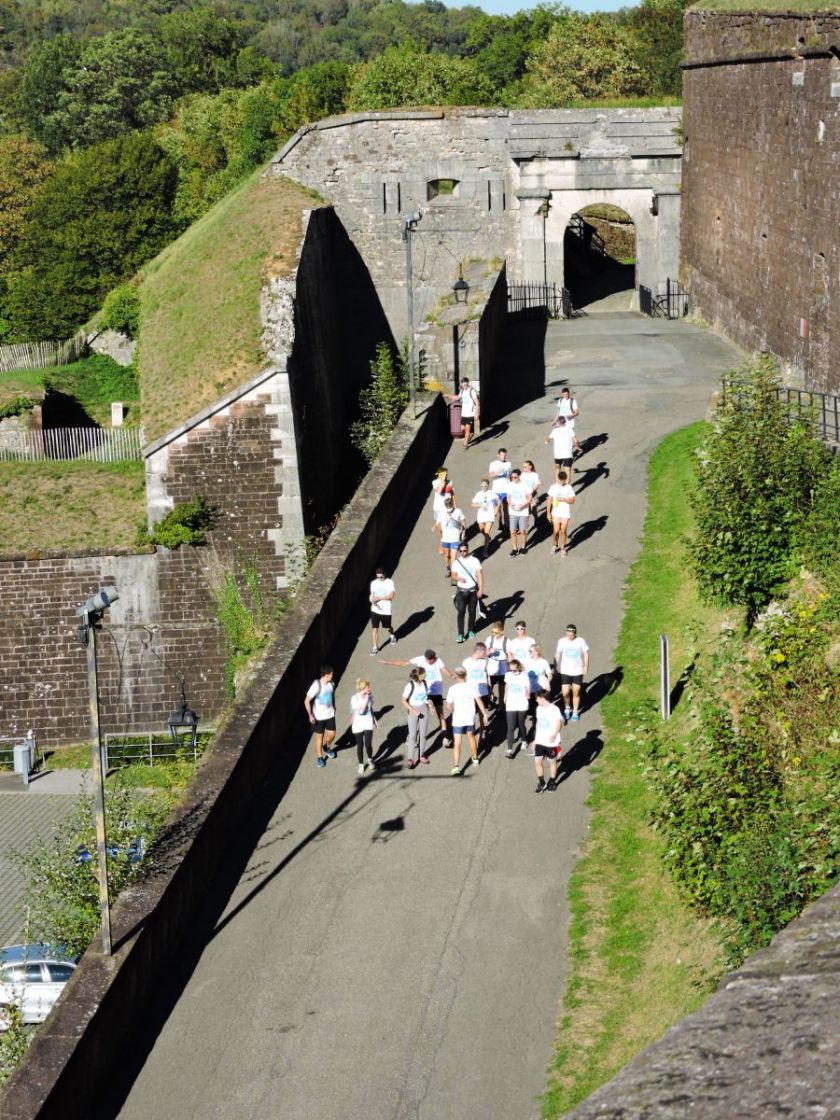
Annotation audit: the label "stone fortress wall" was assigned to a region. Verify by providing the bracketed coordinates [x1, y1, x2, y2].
[681, 10, 840, 393]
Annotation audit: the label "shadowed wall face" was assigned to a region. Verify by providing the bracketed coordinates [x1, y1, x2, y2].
[682, 11, 840, 392]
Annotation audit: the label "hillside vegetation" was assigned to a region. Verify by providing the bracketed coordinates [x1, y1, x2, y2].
[138, 168, 320, 442]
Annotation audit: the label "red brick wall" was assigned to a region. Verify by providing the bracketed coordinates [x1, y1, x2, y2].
[682, 11, 840, 392]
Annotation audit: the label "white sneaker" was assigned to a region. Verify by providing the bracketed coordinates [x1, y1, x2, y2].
[471, 756, 480, 767]
[366, 758, 377, 771]
[358, 763, 365, 775]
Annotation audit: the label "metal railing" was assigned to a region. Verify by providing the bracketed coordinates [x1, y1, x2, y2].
[0, 425, 143, 462]
[507, 283, 560, 317]
[102, 730, 213, 770]
[639, 278, 688, 320]
[723, 376, 840, 448]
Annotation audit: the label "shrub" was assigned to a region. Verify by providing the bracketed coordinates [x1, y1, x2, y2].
[688, 356, 829, 620]
[0, 395, 37, 419]
[800, 454, 840, 597]
[101, 285, 140, 339]
[350, 342, 408, 466]
[137, 495, 219, 549]
[0, 1003, 29, 1086]
[40, 354, 139, 416]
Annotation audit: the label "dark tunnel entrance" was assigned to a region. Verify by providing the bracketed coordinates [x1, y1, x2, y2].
[563, 205, 636, 310]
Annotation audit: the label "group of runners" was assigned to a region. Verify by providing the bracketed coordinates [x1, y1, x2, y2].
[303, 384, 594, 792]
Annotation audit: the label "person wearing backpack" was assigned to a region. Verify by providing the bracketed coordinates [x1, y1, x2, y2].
[486, 621, 510, 709]
[304, 666, 338, 768]
[402, 666, 435, 769]
[448, 377, 480, 450]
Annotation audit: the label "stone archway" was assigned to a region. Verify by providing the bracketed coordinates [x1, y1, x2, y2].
[563, 204, 636, 311]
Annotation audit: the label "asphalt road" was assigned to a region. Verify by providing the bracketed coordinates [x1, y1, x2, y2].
[117, 313, 742, 1120]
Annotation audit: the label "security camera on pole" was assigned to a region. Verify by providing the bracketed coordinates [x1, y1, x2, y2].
[75, 585, 119, 956]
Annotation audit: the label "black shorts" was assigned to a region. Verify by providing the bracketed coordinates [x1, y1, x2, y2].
[370, 612, 392, 628]
[560, 673, 583, 686]
[534, 744, 559, 759]
[554, 457, 574, 469]
[462, 414, 476, 426]
[312, 717, 336, 734]
[429, 693, 444, 713]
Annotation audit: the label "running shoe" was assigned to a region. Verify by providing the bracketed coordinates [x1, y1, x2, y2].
[324, 747, 337, 759]
[546, 778, 557, 791]
[390, 635, 398, 645]
[564, 709, 572, 722]
[316, 757, 327, 768]
[406, 758, 417, 770]
[571, 711, 580, 722]
[468, 630, 476, 638]
[505, 748, 515, 758]
[535, 779, 546, 794]
[560, 549, 567, 558]
[456, 633, 465, 643]
[553, 545, 561, 554]
[358, 763, 365, 776]
[471, 756, 480, 767]
[419, 754, 430, 764]
[509, 549, 517, 557]
[450, 765, 461, 776]
[366, 758, 377, 771]
[370, 646, 379, 655]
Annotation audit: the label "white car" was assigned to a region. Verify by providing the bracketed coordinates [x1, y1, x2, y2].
[0, 944, 77, 1029]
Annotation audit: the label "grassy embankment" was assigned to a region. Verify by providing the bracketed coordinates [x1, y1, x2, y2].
[138, 166, 322, 443]
[543, 423, 726, 1117]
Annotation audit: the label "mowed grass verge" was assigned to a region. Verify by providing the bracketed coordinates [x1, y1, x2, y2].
[543, 423, 725, 1117]
[138, 166, 322, 443]
[0, 460, 146, 553]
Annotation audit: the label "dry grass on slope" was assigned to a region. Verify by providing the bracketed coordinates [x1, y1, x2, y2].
[138, 168, 322, 443]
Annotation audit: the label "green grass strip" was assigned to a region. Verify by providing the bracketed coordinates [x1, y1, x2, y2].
[543, 422, 724, 1117]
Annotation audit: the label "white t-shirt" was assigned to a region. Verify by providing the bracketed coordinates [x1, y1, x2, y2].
[369, 577, 395, 615]
[432, 477, 452, 514]
[473, 490, 500, 522]
[507, 481, 531, 512]
[439, 507, 466, 545]
[462, 656, 490, 696]
[557, 397, 578, 428]
[520, 469, 540, 496]
[411, 655, 446, 695]
[446, 681, 476, 726]
[534, 702, 563, 748]
[486, 634, 509, 677]
[459, 386, 479, 418]
[403, 680, 429, 708]
[504, 670, 530, 712]
[549, 426, 575, 460]
[306, 678, 335, 720]
[489, 459, 512, 494]
[548, 483, 575, 520]
[508, 634, 536, 664]
[524, 654, 551, 692]
[350, 691, 374, 732]
[453, 554, 482, 590]
[555, 636, 589, 675]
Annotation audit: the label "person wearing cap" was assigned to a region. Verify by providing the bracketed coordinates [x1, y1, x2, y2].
[379, 649, 453, 733]
[369, 566, 396, 655]
[436, 494, 466, 577]
[553, 387, 582, 454]
[554, 624, 590, 722]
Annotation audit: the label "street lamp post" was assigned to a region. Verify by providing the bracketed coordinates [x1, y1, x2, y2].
[76, 585, 119, 956]
[402, 210, 422, 417]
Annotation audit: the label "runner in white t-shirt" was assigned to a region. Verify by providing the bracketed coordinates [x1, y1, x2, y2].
[378, 648, 453, 733]
[485, 620, 510, 708]
[447, 378, 480, 449]
[520, 460, 541, 523]
[369, 566, 396, 654]
[445, 667, 486, 773]
[503, 658, 530, 758]
[489, 448, 512, 532]
[304, 665, 338, 768]
[507, 468, 532, 556]
[546, 416, 575, 482]
[437, 496, 466, 577]
[533, 690, 563, 793]
[546, 470, 576, 557]
[554, 623, 590, 723]
[462, 641, 490, 738]
[471, 478, 501, 556]
[508, 620, 536, 666]
[350, 679, 377, 775]
[554, 387, 582, 453]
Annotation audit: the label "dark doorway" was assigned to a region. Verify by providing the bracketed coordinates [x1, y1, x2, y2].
[564, 205, 636, 310]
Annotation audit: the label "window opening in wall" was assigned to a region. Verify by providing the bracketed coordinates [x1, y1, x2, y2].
[831, 53, 840, 97]
[397, 182, 401, 212]
[427, 178, 460, 201]
[813, 251, 828, 308]
[487, 181, 492, 210]
[502, 189, 506, 211]
[382, 183, 387, 215]
[563, 203, 635, 312]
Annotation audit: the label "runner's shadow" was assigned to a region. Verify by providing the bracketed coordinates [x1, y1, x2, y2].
[398, 607, 434, 640]
[484, 589, 525, 622]
[471, 420, 509, 446]
[574, 461, 609, 494]
[585, 666, 623, 708]
[556, 729, 603, 784]
[579, 433, 608, 456]
[527, 513, 553, 549]
[570, 514, 608, 551]
[375, 724, 406, 763]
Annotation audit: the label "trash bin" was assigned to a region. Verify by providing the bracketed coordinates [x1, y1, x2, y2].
[448, 399, 463, 436]
[13, 740, 33, 775]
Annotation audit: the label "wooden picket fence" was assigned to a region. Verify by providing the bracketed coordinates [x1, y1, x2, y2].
[0, 425, 143, 462]
[0, 335, 85, 373]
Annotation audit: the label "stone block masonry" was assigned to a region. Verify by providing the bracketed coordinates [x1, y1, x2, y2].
[682, 11, 840, 393]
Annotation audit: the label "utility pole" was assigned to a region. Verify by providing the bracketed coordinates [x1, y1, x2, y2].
[402, 210, 421, 417]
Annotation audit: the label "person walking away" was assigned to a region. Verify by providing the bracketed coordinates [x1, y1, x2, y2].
[546, 470, 576, 556]
[554, 623, 590, 722]
[533, 690, 563, 792]
[369, 566, 396, 654]
[304, 666, 338, 768]
[445, 667, 485, 774]
[462, 641, 491, 739]
[508, 621, 536, 667]
[546, 416, 575, 483]
[489, 448, 512, 534]
[350, 679, 377, 774]
[554, 387, 582, 454]
[379, 649, 453, 734]
[486, 621, 510, 708]
[507, 468, 532, 555]
[503, 658, 530, 758]
[448, 378, 480, 449]
[437, 495, 466, 578]
[471, 479, 500, 556]
[431, 468, 454, 556]
[452, 542, 484, 642]
[402, 666, 435, 769]
[520, 459, 541, 525]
